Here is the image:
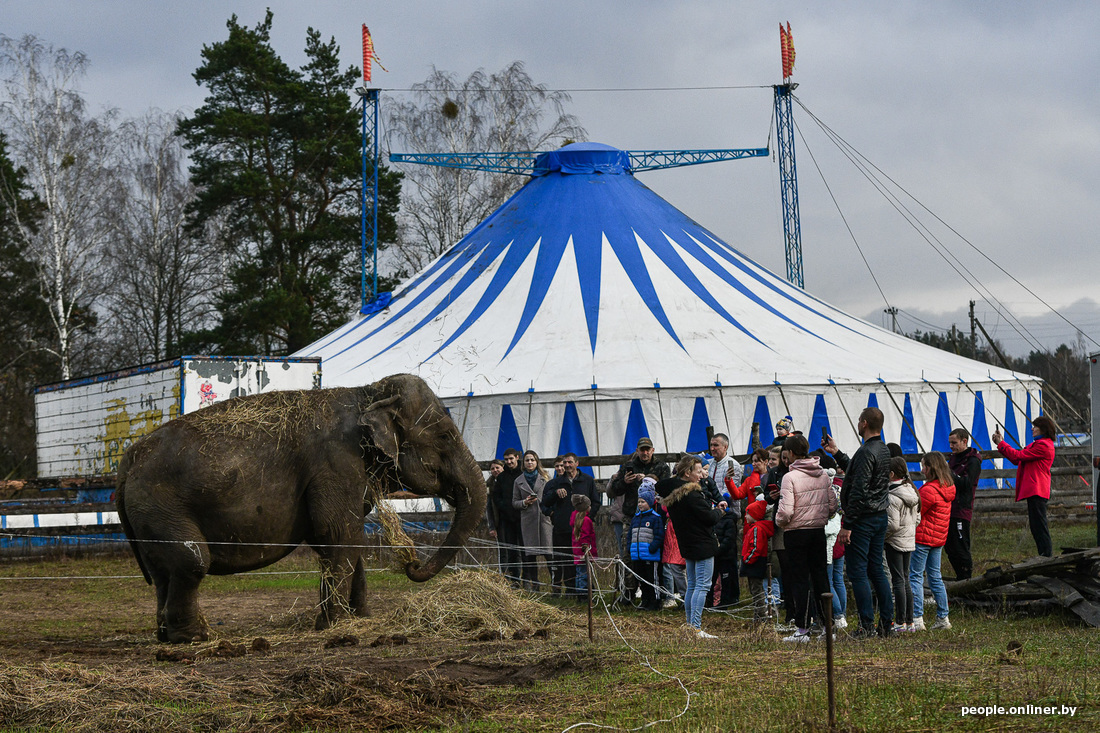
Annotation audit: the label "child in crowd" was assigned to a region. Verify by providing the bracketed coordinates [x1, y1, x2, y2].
[886, 456, 921, 631]
[823, 470, 847, 630]
[570, 494, 597, 595]
[910, 451, 955, 631]
[658, 498, 687, 608]
[740, 499, 775, 626]
[708, 492, 740, 608]
[629, 484, 665, 610]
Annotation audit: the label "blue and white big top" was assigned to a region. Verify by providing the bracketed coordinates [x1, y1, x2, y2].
[298, 143, 1042, 471]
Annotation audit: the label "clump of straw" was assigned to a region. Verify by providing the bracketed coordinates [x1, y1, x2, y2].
[386, 570, 566, 639]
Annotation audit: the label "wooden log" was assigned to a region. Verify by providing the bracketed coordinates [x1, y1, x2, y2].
[1027, 576, 1100, 627]
[947, 547, 1100, 597]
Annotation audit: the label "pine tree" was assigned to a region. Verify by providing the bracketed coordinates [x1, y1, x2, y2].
[178, 11, 400, 354]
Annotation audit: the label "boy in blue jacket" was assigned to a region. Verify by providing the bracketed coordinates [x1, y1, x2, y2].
[629, 484, 665, 610]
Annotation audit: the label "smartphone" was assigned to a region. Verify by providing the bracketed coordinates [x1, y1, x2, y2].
[821, 427, 829, 441]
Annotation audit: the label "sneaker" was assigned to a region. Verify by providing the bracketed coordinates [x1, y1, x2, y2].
[696, 629, 719, 640]
[930, 616, 952, 630]
[833, 616, 848, 630]
[911, 618, 926, 631]
[924, 595, 936, 606]
[782, 629, 812, 643]
[661, 598, 679, 609]
[891, 622, 907, 633]
[672, 593, 684, 603]
[846, 625, 877, 640]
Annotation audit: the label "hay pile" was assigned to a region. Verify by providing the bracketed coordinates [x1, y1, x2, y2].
[386, 570, 566, 639]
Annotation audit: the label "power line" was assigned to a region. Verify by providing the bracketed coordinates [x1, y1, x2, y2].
[379, 84, 772, 94]
[789, 117, 891, 309]
[792, 97, 1050, 355]
[792, 97, 1099, 351]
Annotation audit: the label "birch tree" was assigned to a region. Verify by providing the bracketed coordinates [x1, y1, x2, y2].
[102, 110, 220, 362]
[0, 34, 114, 379]
[385, 61, 586, 275]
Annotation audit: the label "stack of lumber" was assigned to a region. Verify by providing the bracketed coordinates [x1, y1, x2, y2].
[947, 547, 1100, 627]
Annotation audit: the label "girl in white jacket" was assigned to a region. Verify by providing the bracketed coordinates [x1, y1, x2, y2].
[885, 456, 921, 632]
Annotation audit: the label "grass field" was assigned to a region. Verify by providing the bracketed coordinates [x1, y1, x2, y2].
[0, 520, 1096, 731]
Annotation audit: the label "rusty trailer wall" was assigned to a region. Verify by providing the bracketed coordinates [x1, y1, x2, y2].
[34, 356, 322, 479]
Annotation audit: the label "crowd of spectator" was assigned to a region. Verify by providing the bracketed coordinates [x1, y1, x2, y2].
[481, 407, 1058, 641]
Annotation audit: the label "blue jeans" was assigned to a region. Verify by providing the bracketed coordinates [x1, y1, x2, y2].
[844, 512, 894, 630]
[684, 557, 715, 629]
[909, 544, 948, 619]
[574, 563, 588, 593]
[829, 556, 847, 617]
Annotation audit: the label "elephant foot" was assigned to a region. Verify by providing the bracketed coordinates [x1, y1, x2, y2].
[165, 625, 209, 644]
[314, 612, 333, 631]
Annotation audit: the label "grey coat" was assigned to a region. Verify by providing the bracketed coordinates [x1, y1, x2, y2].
[886, 480, 921, 552]
[513, 473, 553, 556]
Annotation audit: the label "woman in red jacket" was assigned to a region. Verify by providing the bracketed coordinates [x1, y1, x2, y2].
[993, 415, 1056, 558]
[908, 451, 956, 631]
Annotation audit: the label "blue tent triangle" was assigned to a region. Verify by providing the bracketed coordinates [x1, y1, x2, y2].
[749, 396, 774, 453]
[900, 393, 921, 476]
[495, 404, 523, 459]
[865, 392, 889, 442]
[807, 394, 832, 450]
[622, 399, 650, 454]
[686, 397, 711, 453]
[1003, 389, 1022, 449]
[558, 402, 593, 476]
[970, 390, 997, 488]
[1025, 391, 1034, 445]
[931, 392, 952, 453]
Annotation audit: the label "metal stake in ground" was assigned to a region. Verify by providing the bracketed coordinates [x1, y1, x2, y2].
[822, 592, 836, 729]
[586, 548, 594, 641]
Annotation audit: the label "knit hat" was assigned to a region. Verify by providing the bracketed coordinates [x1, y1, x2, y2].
[638, 484, 657, 509]
[745, 500, 767, 522]
[571, 493, 591, 512]
[776, 416, 794, 434]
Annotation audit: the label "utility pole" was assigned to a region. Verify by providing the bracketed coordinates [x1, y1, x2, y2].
[884, 306, 899, 334]
[969, 300, 978, 357]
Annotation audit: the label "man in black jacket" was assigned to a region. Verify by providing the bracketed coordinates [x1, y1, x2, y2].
[490, 449, 524, 587]
[946, 428, 981, 580]
[542, 453, 599, 596]
[607, 437, 671, 603]
[836, 407, 894, 637]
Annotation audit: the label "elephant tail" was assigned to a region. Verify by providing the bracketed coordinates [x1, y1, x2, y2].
[115, 458, 153, 587]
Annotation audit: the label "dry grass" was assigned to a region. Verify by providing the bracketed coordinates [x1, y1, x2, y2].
[383, 570, 568, 639]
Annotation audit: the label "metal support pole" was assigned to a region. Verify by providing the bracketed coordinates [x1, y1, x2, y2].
[823, 592, 836, 729]
[586, 549, 594, 641]
[359, 88, 380, 313]
[774, 83, 804, 289]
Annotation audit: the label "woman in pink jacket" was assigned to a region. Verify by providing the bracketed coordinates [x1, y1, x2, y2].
[908, 452, 956, 631]
[993, 415, 1056, 558]
[775, 434, 838, 642]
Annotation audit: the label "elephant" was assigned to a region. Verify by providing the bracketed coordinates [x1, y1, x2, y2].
[115, 373, 487, 643]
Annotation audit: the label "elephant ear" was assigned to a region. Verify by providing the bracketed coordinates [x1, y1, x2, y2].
[359, 394, 402, 461]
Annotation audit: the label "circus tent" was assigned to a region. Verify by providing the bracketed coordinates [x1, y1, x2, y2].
[296, 143, 1041, 474]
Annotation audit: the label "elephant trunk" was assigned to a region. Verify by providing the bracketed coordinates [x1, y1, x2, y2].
[404, 454, 487, 582]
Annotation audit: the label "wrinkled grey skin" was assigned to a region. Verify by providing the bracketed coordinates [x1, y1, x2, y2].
[116, 374, 486, 643]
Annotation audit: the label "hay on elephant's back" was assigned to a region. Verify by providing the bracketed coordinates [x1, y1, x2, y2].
[388, 570, 566, 638]
[185, 390, 337, 441]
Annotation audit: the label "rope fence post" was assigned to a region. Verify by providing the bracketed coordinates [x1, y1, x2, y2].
[586, 548, 594, 641]
[822, 591, 836, 730]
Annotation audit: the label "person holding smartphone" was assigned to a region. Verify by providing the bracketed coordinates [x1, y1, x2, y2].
[607, 437, 671, 604]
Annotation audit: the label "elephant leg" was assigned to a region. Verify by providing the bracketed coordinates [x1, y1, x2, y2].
[148, 535, 211, 643]
[152, 569, 171, 643]
[308, 483, 369, 629]
[164, 569, 210, 643]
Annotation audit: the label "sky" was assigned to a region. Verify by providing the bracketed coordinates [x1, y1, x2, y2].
[4, 0, 1099, 358]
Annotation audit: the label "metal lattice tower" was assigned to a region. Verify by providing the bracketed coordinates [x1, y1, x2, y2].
[359, 88, 380, 313]
[773, 83, 803, 288]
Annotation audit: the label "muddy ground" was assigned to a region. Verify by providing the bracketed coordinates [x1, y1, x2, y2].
[0, 553, 631, 732]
